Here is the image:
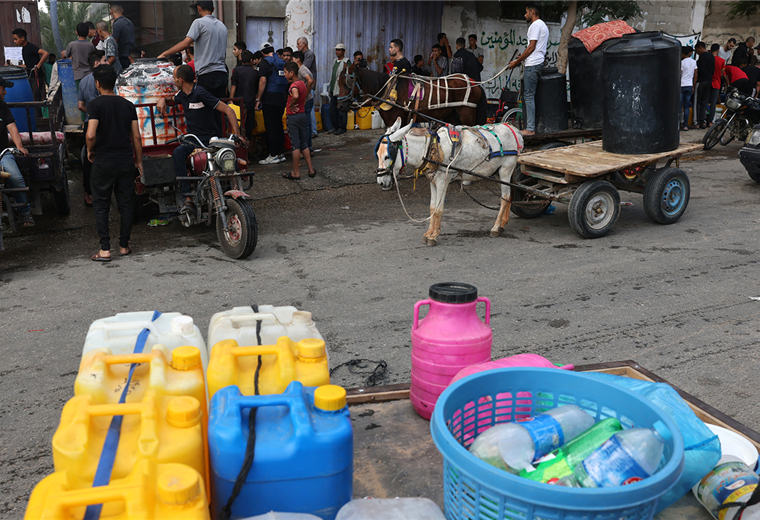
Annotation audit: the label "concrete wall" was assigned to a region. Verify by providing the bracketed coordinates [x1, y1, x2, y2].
[628, 1, 701, 35]
[441, 2, 562, 97]
[702, 0, 759, 47]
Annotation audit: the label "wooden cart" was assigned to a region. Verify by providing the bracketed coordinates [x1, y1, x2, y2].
[511, 141, 703, 238]
[347, 360, 759, 519]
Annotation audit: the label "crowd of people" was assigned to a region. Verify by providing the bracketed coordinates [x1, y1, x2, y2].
[680, 35, 760, 130]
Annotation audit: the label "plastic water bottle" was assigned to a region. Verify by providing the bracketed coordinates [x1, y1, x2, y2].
[694, 456, 760, 520]
[469, 405, 595, 472]
[559, 422, 671, 488]
[520, 417, 623, 483]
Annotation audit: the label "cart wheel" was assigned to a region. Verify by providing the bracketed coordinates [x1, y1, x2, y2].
[54, 165, 71, 216]
[702, 119, 726, 150]
[643, 167, 690, 224]
[568, 180, 620, 238]
[747, 169, 760, 184]
[510, 171, 550, 219]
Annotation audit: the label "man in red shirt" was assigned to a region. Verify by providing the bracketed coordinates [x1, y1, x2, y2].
[724, 64, 750, 95]
[708, 43, 725, 126]
[282, 61, 315, 180]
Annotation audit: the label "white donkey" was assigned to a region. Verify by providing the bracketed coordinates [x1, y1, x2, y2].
[375, 118, 523, 246]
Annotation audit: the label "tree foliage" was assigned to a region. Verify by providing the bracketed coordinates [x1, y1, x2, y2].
[726, 1, 759, 19]
[38, 1, 109, 53]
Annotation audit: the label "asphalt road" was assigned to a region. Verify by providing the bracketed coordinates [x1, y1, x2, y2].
[1, 128, 757, 518]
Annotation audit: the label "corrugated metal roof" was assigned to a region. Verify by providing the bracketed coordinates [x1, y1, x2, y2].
[312, 0, 443, 98]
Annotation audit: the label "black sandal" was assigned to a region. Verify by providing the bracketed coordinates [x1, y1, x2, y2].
[308, 169, 317, 178]
[282, 171, 301, 181]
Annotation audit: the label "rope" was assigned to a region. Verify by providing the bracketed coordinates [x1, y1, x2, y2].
[330, 359, 388, 387]
[219, 304, 264, 520]
[461, 185, 503, 211]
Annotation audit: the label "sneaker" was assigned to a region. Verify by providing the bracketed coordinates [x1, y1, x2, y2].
[258, 155, 277, 165]
[179, 200, 196, 214]
[327, 128, 336, 134]
[276, 154, 287, 163]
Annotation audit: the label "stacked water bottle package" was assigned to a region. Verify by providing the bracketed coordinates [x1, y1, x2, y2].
[23, 307, 356, 520]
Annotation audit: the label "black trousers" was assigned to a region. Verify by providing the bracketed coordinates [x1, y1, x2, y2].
[262, 104, 285, 156]
[91, 162, 136, 250]
[197, 71, 228, 132]
[696, 81, 713, 125]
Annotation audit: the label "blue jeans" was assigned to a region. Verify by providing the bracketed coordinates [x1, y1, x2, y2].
[681, 86, 693, 127]
[2, 154, 30, 215]
[310, 104, 317, 136]
[305, 98, 314, 150]
[523, 65, 541, 132]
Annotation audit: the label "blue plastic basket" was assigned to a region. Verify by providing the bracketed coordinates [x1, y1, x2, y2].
[431, 368, 685, 520]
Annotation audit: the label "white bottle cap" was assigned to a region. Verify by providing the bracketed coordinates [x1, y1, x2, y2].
[171, 316, 194, 335]
[291, 311, 313, 324]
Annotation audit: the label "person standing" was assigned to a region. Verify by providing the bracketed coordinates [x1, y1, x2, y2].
[296, 37, 317, 139]
[158, 1, 228, 99]
[85, 65, 142, 261]
[468, 34, 484, 66]
[453, 37, 482, 81]
[506, 4, 548, 136]
[732, 37, 755, 67]
[695, 42, 714, 129]
[256, 45, 288, 163]
[0, 76, 33, 227]
[708, 43, 726, 125]
[282, 62, 315, 181]
[428, 44, 448, 77]
[739, 59, 760, 97]
[718, 38, 736, 62]
[680, 46, 697, 131]
[389, 39, 411, 74]
[110, 3, 136, 71]
[12, 28, 49, 100]
[327, 43, 350, 135]
[411, 55, 429, 76]
[233, 41, 246, 66]
[78, 50, 108, 207]
[230, 50, 260, 143]
[95, 21, 121, 74]
[292, 50, 315, 153]
[186, 46, 195, 72]
[62, 23, 93, 91]
[437, 33, 452, 62]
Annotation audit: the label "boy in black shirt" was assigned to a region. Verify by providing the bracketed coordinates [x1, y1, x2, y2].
[12, 28, 49, 99]
[157, 64, 245, 214]
[85, 65, 142, 261]
[230, 50, 260, 141]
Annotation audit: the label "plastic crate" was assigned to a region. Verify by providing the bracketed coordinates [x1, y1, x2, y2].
[431, 368, 684, 520]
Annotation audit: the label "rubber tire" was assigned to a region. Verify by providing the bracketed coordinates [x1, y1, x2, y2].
[644, 167, 690, 224]
[54, 166, 71, 216]
[502, 107, 523, 129]
[216, 198, 258, 259]
[748, 169, 760, 184]
[510, 170, 550, 218]
[568, 180, 621, 238]
[703, 119, 726, 150]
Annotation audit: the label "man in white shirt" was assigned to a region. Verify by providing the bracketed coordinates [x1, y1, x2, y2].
[680, 46, 698, 131]
[719, 38, 736, 63]
[506, 4, 548, 135]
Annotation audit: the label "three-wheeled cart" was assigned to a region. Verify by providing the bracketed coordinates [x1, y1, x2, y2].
[511, 141, 703, 238]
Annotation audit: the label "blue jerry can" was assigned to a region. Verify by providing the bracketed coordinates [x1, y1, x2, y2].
[209, 381, 353, 520]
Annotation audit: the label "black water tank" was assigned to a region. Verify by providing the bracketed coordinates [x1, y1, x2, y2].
[535, 66, 568, 134]
[602, 31, 680, 154]
[568, 37, 620, 129]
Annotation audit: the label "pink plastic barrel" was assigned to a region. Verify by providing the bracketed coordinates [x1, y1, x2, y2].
[411, 283, 492, 420]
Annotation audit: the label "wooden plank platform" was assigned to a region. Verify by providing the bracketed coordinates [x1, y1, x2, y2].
[518, 141, 703, 177]
[350, 360, 757, 518]
[523, 128, 601, 146]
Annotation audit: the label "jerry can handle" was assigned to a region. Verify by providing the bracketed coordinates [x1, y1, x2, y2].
[412, 299, 432, 331]
[100, 321, 157, 337]
[477, 297, 491, 325]
[51, 486, 140, 515]
[228, 312, 280, 325]
[232, 393, 312, 436]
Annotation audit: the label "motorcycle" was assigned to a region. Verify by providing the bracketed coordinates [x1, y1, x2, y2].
[703, 88, 760, 150]
[140, 132, 258, 259]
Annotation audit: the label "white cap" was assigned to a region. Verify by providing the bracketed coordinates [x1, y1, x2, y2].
[171, 315, 195, 335]
[335, 43, 346, 50]
[261, 42, 273, 50]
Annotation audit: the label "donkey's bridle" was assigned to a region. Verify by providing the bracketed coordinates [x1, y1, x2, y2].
[338, 70, 360, 104]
